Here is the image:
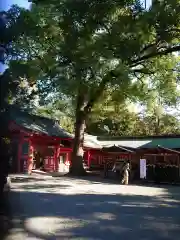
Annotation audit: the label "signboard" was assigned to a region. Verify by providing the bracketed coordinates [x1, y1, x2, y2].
[140, 159, 146, 179]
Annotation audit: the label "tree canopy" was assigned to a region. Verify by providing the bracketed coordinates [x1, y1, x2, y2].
[4, 0, 180, 175]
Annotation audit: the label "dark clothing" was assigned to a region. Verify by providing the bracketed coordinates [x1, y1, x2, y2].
[116, 170, 120, 178]
[0, 159, 9, 214]
[0, 138, 10, 194]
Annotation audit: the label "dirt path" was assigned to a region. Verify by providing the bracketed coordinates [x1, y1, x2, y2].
[5, 174, 180, 239]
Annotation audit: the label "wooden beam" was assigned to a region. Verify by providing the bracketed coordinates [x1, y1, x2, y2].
[117, 145, 134, 153]
[157, 145, 180, 154]
[102, 145, 134, 153]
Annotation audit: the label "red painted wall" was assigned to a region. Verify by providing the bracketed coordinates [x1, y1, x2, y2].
[9, 121, 132, 173]
[86, 149, 131, 169]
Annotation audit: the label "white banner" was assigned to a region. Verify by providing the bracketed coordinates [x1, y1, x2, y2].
[140, 159, 146, 179]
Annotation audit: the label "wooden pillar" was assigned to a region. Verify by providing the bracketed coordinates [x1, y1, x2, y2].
[66, 152, 68, 162]
[153, 155, 156, 182]
[54, 146, 59, 172]
[87, 150, 91, 169]
[103, 160, 107, 178]
[65, 152, 70, 172]
[17, 137, 23, 173]
[28, 141, 34, 174]
[178, 155, 180, 181]
[53, 146, 56, 172]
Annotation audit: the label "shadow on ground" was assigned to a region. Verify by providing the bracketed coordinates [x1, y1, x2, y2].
[8, 178, 180, 240]
[54, 173, 180, 187]
[0, 191, 13, 240]
[18, 183, 71, 191]
[10, 176, 51, 183]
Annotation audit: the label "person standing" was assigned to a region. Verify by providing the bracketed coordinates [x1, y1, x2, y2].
[121, 162, 130, 185]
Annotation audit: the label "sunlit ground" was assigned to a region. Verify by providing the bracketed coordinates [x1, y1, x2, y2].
[6, 174, 180, 240]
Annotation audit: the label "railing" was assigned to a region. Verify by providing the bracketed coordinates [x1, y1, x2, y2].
[146, 164, 180, 184]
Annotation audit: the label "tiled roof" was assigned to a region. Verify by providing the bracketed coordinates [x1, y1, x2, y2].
[8, 105, 73, 139]
[100, 140, 149, 149]
[6, 106, 102, 148]
[99, 138, 180, 149]
[83, 134, 102, 149]
[6, 105, 180, 150]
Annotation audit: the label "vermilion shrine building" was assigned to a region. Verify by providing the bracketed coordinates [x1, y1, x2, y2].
[3, 105, 72, 173]
[2, 105, 180, 183]
[95, 136, 180, 183]
[2, 105, 102, 174]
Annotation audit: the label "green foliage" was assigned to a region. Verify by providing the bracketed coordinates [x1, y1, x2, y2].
[6, 1, 180, 107]
[3, 1, 180, 174]
[34, 102, 75, 133]
[87, 99, 180, 136]
[0, 69, 18, 110]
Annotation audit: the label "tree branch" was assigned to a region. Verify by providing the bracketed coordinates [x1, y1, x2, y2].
[166, 28, 180, 33]
[131, 45, 180, 67]
[132, 68, 155, 74]
[133, 71, 145, 85]
[84, 71, 117, 114]
[139, 42, 158, 55]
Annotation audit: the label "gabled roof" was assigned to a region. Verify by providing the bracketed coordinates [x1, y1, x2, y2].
[98, 137, 180, 149]
[102, 145, 134, 152]
[84, 134, 102, 149]
[5, 106, 102, 148]
[98, 134, 180, 140]
[7, 105, 73, 139]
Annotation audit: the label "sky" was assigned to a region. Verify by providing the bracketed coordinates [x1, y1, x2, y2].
[144, 0, 152, 9]
[1, 0, 31, 11]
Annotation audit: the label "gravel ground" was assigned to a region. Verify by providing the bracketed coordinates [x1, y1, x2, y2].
[5, 174, 180, 240]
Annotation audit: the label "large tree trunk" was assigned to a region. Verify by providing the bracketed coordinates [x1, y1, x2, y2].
[155, 116, 160, 135]
[69, 92, 88, 176]
[69, 75, 109, 176]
